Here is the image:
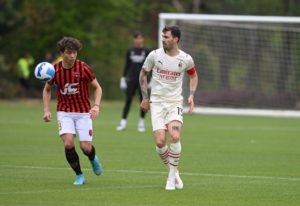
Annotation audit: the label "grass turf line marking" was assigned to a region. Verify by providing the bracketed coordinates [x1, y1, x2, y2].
[1, 164, 300, 182]
[0, 185, 160, 195]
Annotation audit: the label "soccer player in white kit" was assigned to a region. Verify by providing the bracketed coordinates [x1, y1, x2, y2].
[139, 26, 198, 190]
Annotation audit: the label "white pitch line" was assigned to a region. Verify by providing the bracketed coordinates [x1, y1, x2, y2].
[105, 169, 300, 182]
[1, 164, 300, 182]
[0, 185, 160, 195]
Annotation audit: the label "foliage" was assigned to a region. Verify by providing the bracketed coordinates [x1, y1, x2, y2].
[1, 0, 300, 98]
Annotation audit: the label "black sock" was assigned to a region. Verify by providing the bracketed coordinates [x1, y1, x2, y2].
[65, 147, 82, 175]
[83, 145, 96, 161]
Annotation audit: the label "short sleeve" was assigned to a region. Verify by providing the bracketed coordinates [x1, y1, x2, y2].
[186, 54, 195, 71]
[47, 63, 58, 85]
[48, 78, 54, 85]
[83, 62, 95, 82]
[142, 50, 156, 72]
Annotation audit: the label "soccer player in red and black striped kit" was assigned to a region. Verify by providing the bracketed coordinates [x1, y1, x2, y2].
[43, 37, 102, 185]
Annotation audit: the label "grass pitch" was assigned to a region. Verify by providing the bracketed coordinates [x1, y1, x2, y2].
[0, 100, 299, 206]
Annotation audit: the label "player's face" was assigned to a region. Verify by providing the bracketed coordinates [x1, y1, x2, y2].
[62, 49, 77, 66]
[133, 35, 144, 48]
[162, 31, 177, 51]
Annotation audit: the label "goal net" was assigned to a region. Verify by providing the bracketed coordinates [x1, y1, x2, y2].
[159, 13, 300, 117]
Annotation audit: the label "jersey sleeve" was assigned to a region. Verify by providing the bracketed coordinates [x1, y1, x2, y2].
[47, 78, 54, 85]
[142, 50, 156, 72]
[47, 63, 58, 85]
[185, 54, 196, 75]
[83, 62, 95, 82]
[122, 49, 131, 77]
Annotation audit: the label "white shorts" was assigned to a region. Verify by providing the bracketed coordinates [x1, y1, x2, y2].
[57, 112, 93, 141]
[150, 101, 183, 131]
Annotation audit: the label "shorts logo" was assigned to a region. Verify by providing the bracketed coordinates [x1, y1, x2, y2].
[60, 83, 79, 95]
[89, 130, 93, 136]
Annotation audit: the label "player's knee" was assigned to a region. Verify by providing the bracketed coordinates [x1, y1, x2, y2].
[154, 130, 166, 148]
[64, 143, 75, 150]
[63, 140, 75, 150]
[80, 143, 92, 154]
[155, 137, 166, 148]
[156, 141, 166, 148]
[170, 133, 180, 143]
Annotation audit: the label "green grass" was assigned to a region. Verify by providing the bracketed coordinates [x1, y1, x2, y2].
[0, 99, 299, 206]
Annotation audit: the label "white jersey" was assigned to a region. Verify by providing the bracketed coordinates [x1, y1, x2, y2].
[143, 48, 195, 102]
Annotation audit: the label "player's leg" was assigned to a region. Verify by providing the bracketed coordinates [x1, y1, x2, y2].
[76, 114, 102, 176]
[117, 80, 136, 131]
[168, 120, 182, 170]
[154, 129, 169, 166]
[164, 102, 184, 190]
[58, 112, 84, 185]
[151, 102, 175, 189]
[80, 141, 102, 176]
[61, 133, 84, 185]
[150, 102, 168, 166]
[137, 82, 146, 132]
[167, 120, 183, 189]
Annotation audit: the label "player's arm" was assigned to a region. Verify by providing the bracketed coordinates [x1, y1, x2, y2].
[89, 78, 102, 120]
[120, 50, 130, 90]
[187, 68, 198, 114]
[43, 82, 52, 122]
[139, 68, 150, 112]
[123, 49, 130, 77]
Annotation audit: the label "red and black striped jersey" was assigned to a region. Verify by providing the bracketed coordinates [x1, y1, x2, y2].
[48, 60, 95, 113]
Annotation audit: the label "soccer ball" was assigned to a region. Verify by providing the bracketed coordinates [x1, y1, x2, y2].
[34, 62, 55, 81]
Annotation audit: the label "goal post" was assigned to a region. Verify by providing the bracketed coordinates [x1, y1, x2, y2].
[159, 13, 300, 117]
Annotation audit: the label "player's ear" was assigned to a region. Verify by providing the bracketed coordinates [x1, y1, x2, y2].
[173, 37, 179, 43]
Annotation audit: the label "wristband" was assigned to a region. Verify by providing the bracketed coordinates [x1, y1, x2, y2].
[94, 104, 100, 107]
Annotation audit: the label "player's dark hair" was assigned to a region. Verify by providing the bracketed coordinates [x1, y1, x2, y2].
[133, 30, 144, 38]
[162, 25, 181, 42]
[57, 37, 82, 53]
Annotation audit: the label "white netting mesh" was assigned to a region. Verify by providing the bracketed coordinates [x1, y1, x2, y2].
[160, 15, 300, 110]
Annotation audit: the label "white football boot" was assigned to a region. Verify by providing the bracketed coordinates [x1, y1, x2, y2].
[116, 119, 126, 131]
[175, 171, 183, 189]
[165, 176, 176, 190]
[137, 118, 145, 132]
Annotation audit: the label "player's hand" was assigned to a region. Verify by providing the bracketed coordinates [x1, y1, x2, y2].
[140, 99, 150, 112]
[188, 95, 194, 114]
[43, 111, 52, 122]
[120, 77, 127, 91]
[89, 105, 99, 120]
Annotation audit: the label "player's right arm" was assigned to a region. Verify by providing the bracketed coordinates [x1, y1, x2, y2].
[43, 82, 52, 122]
[139, 68, 150, 112]
[139, 50, 155, 112]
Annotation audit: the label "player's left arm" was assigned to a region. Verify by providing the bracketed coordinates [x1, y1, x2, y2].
[90, 78, 102, 120]
[187, 67, 198, 114]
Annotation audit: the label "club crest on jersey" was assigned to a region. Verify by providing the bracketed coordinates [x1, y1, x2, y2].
[60, 83, 79, 95]
[74, 72, 80, 78]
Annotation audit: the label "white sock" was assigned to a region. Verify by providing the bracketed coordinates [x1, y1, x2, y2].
[168, 142, 181, 177]
[156, 145, 169, 167]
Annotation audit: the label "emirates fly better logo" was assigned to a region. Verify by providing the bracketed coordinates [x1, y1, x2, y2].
[60, 83, 79, 95]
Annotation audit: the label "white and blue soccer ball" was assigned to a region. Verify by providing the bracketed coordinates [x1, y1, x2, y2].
[34, 62, 55, 81]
